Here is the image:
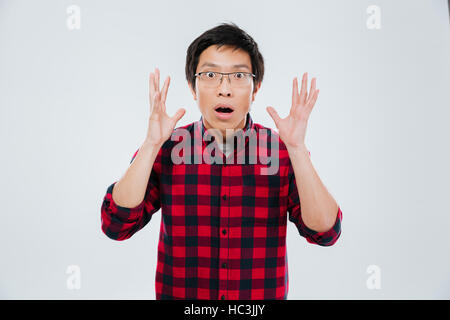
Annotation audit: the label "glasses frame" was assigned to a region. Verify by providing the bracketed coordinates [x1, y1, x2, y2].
[194, 71, 256, 86]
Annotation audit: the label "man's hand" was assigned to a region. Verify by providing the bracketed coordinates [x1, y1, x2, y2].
[266, 72, 319, 149]
[145, 67, 186, 146]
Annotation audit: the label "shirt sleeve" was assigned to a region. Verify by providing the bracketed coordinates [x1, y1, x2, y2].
[287, 151, 342, 247]
[100, 147, 162, 241]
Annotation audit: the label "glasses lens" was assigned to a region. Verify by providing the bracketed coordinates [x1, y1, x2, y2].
[232, 72, 252, 86]
[200, 72, 219, 86]
[200, 72, 251, 87]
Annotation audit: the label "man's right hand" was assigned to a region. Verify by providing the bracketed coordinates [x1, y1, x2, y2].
[145, 67, 186, 146]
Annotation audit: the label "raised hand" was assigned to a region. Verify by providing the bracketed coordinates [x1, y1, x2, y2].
[145, 67, 186, 146]
[266, 72, 319, 150]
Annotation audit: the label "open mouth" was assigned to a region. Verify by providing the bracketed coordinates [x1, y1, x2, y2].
[215, 106, 234, 113]
[214, 104, 235, 114]
[214, 104, 235, 120]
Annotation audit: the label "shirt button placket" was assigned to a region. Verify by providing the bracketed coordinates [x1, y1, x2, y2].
[219, 164, 229, 300]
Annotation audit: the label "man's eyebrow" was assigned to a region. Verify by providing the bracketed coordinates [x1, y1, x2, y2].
[199, 62, 251, 71]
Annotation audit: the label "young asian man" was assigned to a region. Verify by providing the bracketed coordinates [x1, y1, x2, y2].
[101, 22, 342, 300]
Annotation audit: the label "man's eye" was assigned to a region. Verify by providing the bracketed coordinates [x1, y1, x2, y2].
[206, 72, 216, 78]
[235, 72, 245, 79]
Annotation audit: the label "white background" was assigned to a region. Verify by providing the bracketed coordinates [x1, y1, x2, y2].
[1, 0, 449, 299]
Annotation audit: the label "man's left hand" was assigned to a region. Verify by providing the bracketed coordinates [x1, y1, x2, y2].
[266, 72, 319, 149]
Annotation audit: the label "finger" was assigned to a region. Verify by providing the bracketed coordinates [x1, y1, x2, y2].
[149, 92, 161, 119]
[155, 67, 160, 93]
[153, 91, 161, 113]
[149, 72, 155, 102]
[161, 76, 170, 108]
[307, 77, 316, 104]
[299, 72, 308, 105]
[310, 89, 319, 108]
[292, 77, 299, 106]
[266, 106, 281, 128]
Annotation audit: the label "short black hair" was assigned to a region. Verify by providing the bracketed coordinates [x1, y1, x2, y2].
[185, 22, 264, 93]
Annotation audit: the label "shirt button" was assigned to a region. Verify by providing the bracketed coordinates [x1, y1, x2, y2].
[221, 295, 225, 300]
[222, 229, 227, 235]
[222, 262, 227, 268]
[222, 194, 227, 200]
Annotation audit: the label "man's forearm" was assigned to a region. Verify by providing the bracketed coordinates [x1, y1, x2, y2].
[112, 140, 161, 208]
[287, 145, 339, 233]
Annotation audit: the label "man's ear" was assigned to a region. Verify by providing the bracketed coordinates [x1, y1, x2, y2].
[252, 82, 261, 102]
[188, 82, 197, 101]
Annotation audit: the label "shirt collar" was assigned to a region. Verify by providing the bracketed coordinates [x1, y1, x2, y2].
[192, 112, 256, 161]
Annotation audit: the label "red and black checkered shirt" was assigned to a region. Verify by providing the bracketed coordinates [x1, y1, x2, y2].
[101, 112, 342, 300]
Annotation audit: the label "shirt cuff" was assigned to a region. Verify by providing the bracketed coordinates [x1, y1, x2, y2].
[102, 182, 146, 221]
[290, 206, 342, 247]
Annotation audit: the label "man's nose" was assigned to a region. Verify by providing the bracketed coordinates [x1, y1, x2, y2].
[217, 74, 232, 97]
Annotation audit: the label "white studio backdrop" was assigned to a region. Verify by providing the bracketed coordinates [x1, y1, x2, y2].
[0, 0, 449, 299]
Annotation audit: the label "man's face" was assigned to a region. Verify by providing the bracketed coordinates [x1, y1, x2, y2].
[189, 44, 260, 140]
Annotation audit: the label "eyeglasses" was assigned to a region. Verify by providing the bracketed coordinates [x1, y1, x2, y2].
[194, 71, 256, 88]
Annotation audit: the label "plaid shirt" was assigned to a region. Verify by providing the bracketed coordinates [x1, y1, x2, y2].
[101, 113, 342, 300]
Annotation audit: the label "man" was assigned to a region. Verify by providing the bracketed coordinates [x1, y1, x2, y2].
[101, 22, 342, 300]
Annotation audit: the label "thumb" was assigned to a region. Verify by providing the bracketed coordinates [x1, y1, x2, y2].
[171, 108, 186, 124]
[266, 106, 281, 128]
